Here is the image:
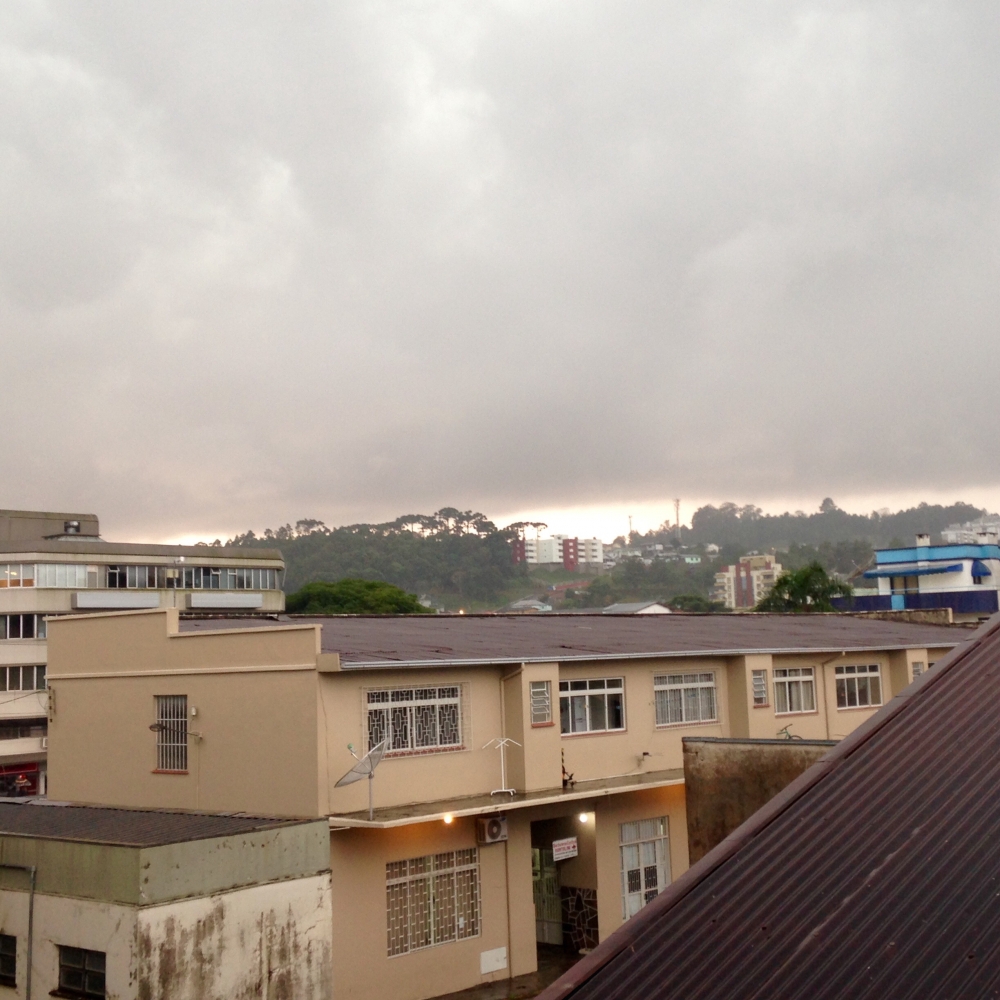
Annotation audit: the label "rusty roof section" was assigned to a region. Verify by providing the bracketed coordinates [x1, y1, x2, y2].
[179, 612, 964, 667]
[0, 802, 313, 847]
[538, 612, 1000, 1000]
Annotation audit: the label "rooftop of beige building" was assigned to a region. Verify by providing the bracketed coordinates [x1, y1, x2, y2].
[180, 612, 966, 667]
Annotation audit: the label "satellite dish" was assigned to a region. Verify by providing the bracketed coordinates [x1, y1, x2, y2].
[335, 738, 389, 821]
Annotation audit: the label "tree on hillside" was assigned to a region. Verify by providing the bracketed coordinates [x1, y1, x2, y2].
[754, 562, 852, 613]
[286, 579, 432, 614]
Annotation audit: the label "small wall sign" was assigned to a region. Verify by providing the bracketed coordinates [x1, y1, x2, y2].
[552, 836, 579, 861]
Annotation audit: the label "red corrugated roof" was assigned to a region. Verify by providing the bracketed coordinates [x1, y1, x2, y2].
[539, 613, 1000, 1000]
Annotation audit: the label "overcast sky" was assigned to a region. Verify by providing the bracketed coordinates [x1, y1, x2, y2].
[2, 2, 998, 542]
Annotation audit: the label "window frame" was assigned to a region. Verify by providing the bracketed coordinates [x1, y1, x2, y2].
[558, 678, 626, 735]
[0, 932, 15, 987]
[773, 667, 817, 715]
[0, 615, 46, 641]
[154, 695, 189, 773]
[835, 664, 883, 710]
[529, 680, 552, 726]
[56, 945, 106, 999]
[653, 673, 718, 727]
[620, 817, 670, 920]
[386, 849, 480, 956]
[366, 686, 463, 757]
[0, 665, 46, 692]
[751, 669, 768, 707]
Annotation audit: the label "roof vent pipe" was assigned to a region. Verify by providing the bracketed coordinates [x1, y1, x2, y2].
[63, 520, 80, 534]
[916, 534, 930, 547]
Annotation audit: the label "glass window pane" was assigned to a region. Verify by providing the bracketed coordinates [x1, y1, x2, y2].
[607, 692, 624, 729]
[571, 695, 588, 732]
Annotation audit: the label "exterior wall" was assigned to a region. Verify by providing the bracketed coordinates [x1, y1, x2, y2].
[0, 875, 333, 1000]
[135, 874, 333, 1000]
[559, 658, 731, 781]
[592, 784, 688, 942]
[328, 815, 533, 1000]
[47, 610, 321, 817]
[683, 738, 835, 863]
[320, 667, 505, 816]
[0, 510, 99, 541]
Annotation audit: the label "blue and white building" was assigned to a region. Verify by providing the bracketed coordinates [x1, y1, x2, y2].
[847, 534, 1000, 621]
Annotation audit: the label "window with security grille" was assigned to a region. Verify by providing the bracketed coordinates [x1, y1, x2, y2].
[752, 669, 768, 706]
[58, 946, 106, 999]
[653, 673, 716, 726]
[0, 933, 15, 987]
[774, 667, 816, 714]
[530, 680, 552, 725]
[367, 687, 462, 755]
[620, 817, 670, 920]
[559, 678, 625, 734]
[835, 665, 882, 709]
[386, 849, 480, 956]
[155, 695, 188, 771]
[911, 661, 925, 679]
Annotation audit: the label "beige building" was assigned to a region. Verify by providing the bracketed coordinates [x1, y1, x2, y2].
[714, 554, 783, 609]
[0, 509, 283, 796]
[43, 610, 960, 1000]
[0, 801, 332, 999]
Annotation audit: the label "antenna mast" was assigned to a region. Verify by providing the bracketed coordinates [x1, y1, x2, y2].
[674, 499, 681, 545]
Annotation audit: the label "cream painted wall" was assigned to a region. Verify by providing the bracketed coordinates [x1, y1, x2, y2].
[328, 816, 533, 1000]
[592, 784, 688, 942]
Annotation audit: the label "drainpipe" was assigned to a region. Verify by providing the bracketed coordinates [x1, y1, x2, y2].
[1, 863, 36, 1000]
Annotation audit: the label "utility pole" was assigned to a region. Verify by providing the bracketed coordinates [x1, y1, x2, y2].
[674, 499, 681, 546]
[628, 515, 633, 545]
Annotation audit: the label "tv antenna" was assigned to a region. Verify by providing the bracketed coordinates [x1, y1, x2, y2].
[335, 738, 389, 821]
[483, 737, 521, 796]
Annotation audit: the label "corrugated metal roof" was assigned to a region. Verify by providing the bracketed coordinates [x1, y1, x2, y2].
[0, 802, 310, 847]
[540, 613, 1000, 1000]
[180, 613, 964, 667]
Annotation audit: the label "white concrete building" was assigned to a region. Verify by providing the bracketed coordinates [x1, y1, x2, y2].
[0, 803, 332, 999]
[522, 536, 603, 568]
[714, 555, 783, 610]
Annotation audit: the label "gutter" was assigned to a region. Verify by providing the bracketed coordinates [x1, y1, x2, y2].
[535, 617, 993, 1000]
[336, 641, 961, 671]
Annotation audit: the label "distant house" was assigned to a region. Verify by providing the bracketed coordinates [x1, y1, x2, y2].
[845, 533, 1000, 621]
[539, 614, 1000, 1000]
[508, 598, 553, 612]
[602, 602, 671, 615]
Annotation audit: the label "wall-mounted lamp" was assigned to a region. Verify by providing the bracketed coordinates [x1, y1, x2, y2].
[443, 813, 454, 824]
[578, 813, 589, 823]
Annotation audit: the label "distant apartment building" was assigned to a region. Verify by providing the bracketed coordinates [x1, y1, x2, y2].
[714, 554, 783, 609]
[0, 509, 284, 795]
[45, 610, 958, 1000]
[941, 517, 1000, 544]
[513, 535, 603, 570]
[843, 533, 1000, 622]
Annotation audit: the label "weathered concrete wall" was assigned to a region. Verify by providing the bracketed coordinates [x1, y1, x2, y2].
[684, 737, 835, 864]
[135, 873, 333, 1000]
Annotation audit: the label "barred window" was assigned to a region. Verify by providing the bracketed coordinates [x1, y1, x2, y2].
[620, 817, 670, 920]
[155, 695, 188, 772]
[774, 668, 816, 714]
[367, 687, 462, 755]
[752, 669, 768, 706]
[836, 665, 882, 709]
[530, 680, 552, 725]
[559, 678, 625, 734]
[386, 849, 480, 956]
[653, 674, 716, 726]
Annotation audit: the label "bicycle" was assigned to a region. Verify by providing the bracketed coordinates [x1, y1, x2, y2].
[776, 725, 803, 740]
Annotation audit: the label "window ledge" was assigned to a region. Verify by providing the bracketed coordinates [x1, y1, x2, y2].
[654, 720, 719, 730]
[382, 745, 466, 759]
[560, 729, 627, 738]
[752, 704, 770, 709]
[530, 722, 555, 728]
[836, 706, 881, 712]
[774, 710, 819, 717]
[151, 769, 189, 775]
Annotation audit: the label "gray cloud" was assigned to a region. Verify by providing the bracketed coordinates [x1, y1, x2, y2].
[1, 1, 998, 538]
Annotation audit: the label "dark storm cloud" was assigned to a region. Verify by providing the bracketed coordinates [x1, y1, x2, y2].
[1, 1, 998, 537]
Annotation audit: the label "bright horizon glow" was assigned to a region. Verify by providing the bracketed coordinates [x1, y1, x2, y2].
[133, 487, 1000, 547]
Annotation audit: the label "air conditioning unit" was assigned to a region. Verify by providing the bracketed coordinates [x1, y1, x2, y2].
[40, 738, 48, 749]
[477, 816, 507, 845]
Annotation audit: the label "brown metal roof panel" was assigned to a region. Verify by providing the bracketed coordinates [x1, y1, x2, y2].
[547, 616, 1000, 1000]
[0, 802, 310, 847]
